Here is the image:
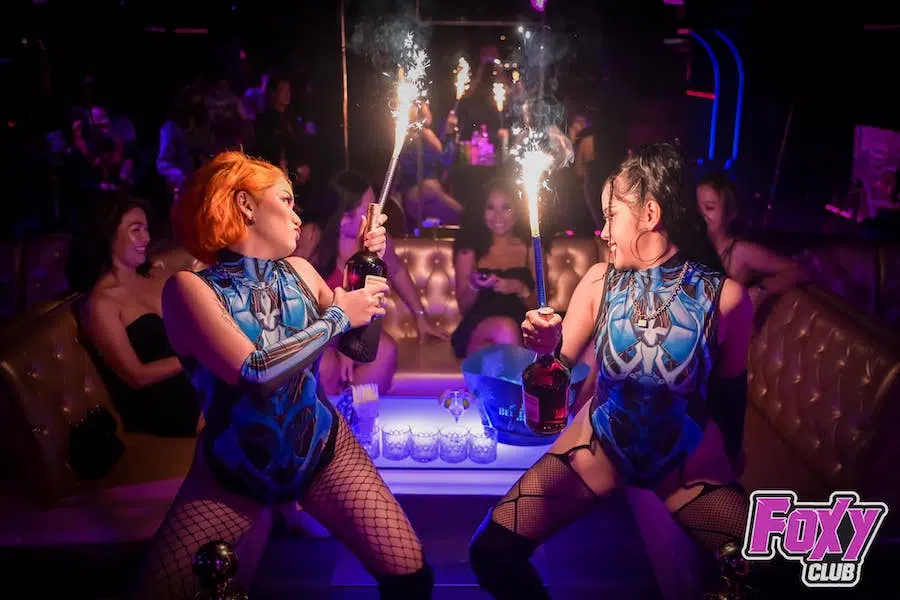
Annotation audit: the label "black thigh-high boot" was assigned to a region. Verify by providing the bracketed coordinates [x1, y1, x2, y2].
[376, 563, 435, 599]
[469, 515, 551, 600]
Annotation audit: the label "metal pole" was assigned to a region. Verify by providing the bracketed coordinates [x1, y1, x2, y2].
[766, 102, 794, 228]
[339, 0, 350, 170]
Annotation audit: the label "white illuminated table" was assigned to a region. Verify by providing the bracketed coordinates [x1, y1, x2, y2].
[332, 395, 553, 496]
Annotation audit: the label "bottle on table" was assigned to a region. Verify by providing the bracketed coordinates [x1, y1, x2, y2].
[521, 307, 571, 435]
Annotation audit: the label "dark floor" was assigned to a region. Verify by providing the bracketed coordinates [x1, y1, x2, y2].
[3, 491, 897, 598]
[249, 493, 665, 600]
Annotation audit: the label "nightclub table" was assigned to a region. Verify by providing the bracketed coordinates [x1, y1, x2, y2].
[334, 394, 552, 497]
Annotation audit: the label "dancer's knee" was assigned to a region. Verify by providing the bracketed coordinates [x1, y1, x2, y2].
[376, 562, 434, 599]
[469, 514, 539, 579]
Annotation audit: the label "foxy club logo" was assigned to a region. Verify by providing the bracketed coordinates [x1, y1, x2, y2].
[742, 490, 888, 588]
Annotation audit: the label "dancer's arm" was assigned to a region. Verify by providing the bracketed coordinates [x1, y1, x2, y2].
[522, 261, 608, 366]
[709, 278, 753, 464]
[163, 269, 386, 396]
[285, 255, 386, 363]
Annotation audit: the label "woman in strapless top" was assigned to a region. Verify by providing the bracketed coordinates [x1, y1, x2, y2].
[67, 191, 200, 437]
[451, 178, 537, 358]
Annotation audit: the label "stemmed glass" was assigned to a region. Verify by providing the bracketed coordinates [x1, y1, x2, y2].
[438, 389, 474, 423]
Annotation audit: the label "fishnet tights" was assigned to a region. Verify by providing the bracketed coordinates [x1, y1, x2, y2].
[131, 413, 424, 598]
[300, 412, 426, 577]
[129, 457, 264, 600]
[671, 483, 750, 554]
[491, 449, 600, 541]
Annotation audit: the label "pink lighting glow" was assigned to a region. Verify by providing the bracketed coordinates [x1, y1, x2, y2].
[530, 0, 547, 12]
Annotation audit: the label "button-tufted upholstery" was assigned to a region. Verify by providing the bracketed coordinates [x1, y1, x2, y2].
[385, 236, 606, 396]
[742, 285, 900, 532]
[0, 247, 199, 507]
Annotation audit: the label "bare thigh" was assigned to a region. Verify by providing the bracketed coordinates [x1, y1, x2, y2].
[490, 402, 621, 542]
[130, 444, 272, 599]
[654, 421, 736, 510]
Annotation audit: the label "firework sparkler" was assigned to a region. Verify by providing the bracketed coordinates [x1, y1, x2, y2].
[377, 33, 429, 210]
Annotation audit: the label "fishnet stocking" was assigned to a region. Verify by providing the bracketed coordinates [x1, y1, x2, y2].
[299, 413, 425, 577]
[491, 449, 600, 541]
[671, 483, 750, 554]
[130, 451, 268, 600]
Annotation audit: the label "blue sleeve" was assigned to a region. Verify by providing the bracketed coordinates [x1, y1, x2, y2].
[239, 305, 350, 395]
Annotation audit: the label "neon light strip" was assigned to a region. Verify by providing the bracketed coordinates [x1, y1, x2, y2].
[689, 31, 719, 162]
[686, 90, 716, 100]
[714, 29, 744, 169]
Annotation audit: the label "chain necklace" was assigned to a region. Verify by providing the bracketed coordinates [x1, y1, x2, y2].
[628, 261, 690, 328]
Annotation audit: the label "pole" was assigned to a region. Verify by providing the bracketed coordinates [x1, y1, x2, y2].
[339, 0, 350, 170]
[766, 102, 795, 228]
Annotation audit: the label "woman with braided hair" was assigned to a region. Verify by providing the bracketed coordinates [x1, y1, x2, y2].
[130, 151, 433, 599]
[469, 142, 758, 599]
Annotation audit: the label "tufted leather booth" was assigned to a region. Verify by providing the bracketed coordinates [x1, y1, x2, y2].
[383, 236, 606, 396]
[0, 234, 72, 322]
[2, 232, 899, 559]
[741, 285, 900, 533]
[0, 237, 603, 507]
[0, 247, 200, 507]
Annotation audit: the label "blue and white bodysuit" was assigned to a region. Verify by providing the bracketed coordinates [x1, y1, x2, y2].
[590, 254, 725, 487]
[183, 250, 353, 504]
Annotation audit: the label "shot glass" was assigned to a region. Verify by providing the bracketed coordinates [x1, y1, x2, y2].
[439, 425, 469, 464]
[410, 426, 440, 463]
[381, 424, 411, 461]
[355, 424, 380, 460]
[468, 427, 498, 464]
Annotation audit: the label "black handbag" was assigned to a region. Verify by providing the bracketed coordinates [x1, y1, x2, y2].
[68, 405, 125, 480]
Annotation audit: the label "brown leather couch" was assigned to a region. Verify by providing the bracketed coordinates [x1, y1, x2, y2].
[742, 285, 900, 532]
[0, 234, 71, 322]
[0, 236, 604, 509]
[1, 234, 897, 594]
[384, 236, 605, 396]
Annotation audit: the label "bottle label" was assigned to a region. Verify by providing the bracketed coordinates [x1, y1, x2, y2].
[524, 390, 540, 424]
[364, 275, 388, 290]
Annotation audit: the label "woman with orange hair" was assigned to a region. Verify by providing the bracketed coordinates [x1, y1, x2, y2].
[130, 152, 433, 598]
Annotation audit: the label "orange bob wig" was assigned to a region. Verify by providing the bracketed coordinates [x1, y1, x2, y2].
[173, 151, 286, 265]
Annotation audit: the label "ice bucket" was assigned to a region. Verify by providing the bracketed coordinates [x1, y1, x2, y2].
[462, 344, 590, 446]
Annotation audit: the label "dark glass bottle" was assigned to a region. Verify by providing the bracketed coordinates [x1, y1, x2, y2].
[521, 309, 570, 435]
[337, 203, 387, 363]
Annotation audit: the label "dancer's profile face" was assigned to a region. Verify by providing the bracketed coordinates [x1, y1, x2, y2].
[112, 207, 150, 269]
[340, 187, 375, 239]
[600, 179, 642, 271]
[248, 176, 301, 258]
[484, 189, 515, 236]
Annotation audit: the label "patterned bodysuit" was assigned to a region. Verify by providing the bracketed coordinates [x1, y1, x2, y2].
[184, 250, 351, 505]
[590, 254, 725, 487]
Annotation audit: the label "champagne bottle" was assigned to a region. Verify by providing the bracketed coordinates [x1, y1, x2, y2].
[337, 203, 387, 364]
[521, 307, 570, 435]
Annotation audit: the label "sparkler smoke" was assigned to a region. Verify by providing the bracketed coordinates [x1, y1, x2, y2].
[348, 4, 432, 209]
[506, 23, 577, 242]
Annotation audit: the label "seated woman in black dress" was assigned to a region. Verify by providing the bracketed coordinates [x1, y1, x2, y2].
[451, 178, 537, 358]
[67, 191, 201, 437]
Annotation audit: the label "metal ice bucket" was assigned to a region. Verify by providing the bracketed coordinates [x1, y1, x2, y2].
[462, 344, 590, 446]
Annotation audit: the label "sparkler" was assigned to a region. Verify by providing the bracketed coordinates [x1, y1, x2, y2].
[377, 33, 429, 210]
[492, 82, 506, 114]
[452, 57, 471, 114]
[512, 128, 553, 307]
